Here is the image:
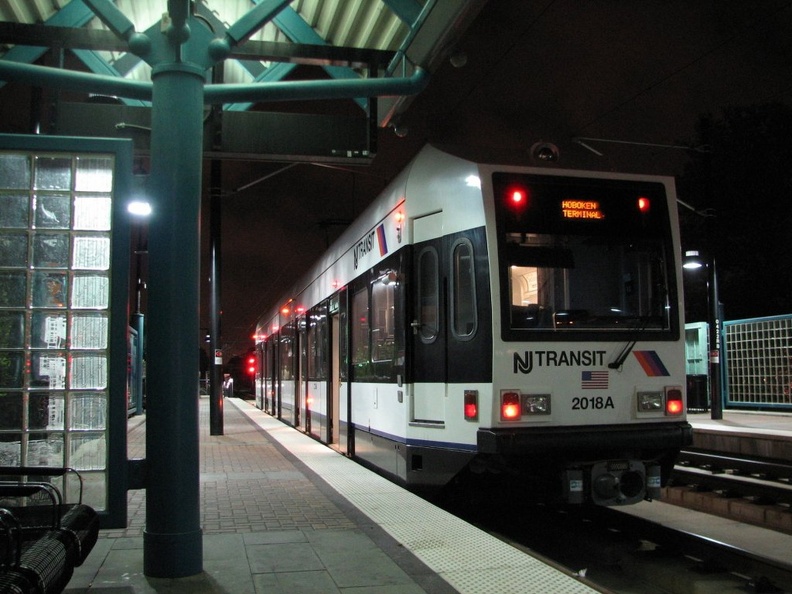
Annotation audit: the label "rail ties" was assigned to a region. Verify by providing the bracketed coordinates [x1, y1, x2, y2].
[671, 449, 792, 520]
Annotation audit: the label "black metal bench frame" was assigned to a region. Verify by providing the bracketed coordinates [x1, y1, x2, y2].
[0, 468, 99, 594]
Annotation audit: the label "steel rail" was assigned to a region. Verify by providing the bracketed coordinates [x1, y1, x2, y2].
[672, 450, 792, 504]
[678, 450, 792, 480]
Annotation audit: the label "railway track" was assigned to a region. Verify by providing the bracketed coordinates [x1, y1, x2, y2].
[668, 449, 792, 533]
[588, 506, 792, 593]
[432, 454, 792, 593]
[442, 495, 792, 593]
[455, 499, 792, 593]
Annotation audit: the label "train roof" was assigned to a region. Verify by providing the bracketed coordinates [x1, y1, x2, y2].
[253, 143, 678, 337]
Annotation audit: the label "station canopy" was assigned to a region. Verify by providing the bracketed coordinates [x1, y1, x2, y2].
[0, 1, 486, 128]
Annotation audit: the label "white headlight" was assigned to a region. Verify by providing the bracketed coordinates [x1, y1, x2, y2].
[637, 391, 663, 412]
[525, 394, 551, 414]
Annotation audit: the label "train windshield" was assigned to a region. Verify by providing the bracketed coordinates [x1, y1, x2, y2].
[492, 172, 677, 339]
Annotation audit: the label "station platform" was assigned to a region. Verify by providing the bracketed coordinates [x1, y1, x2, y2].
[688, 409, 792, 434]
[64, 396, 596, 593]
[687, 409, 792, 459]
[667, 409, 792, 535]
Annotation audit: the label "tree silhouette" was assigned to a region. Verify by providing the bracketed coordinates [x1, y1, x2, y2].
[678, 103, 792, 321]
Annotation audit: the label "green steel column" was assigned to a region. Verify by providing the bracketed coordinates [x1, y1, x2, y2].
[144, 62, 204, 578]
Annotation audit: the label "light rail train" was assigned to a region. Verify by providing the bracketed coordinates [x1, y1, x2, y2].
[253, 145, 692, 506]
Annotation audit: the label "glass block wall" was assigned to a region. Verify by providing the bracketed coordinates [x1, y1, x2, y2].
[0, 151, 116, 510]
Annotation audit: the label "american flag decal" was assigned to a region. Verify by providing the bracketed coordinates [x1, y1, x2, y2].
[581, 370, 609, 389]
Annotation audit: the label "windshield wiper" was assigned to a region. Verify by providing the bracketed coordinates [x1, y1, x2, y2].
[608, 317, 654, 369]
[608, 339, 637, 369]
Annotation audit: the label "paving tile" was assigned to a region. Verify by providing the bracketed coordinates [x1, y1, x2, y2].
[203, 533, 247, 560]
[252, 570, 341, 594]
[243, 530, 307, 545]
[324, 553, 416, 590]
[246, 542, 325, 573]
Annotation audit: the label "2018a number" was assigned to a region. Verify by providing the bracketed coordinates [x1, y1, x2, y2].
[572, 396, 614, 410]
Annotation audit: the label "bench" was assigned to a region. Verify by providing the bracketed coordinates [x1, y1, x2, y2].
[0, 468, 99, 594]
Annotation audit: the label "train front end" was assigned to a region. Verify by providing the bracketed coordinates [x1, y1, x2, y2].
[477, 166, 693, 506]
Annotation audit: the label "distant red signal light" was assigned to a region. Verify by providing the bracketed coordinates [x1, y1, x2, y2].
[637, 196, 650, 213]
[246, 356, 256, 376]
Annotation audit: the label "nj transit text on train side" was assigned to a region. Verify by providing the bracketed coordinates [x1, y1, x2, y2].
[513, 350, 607, 374]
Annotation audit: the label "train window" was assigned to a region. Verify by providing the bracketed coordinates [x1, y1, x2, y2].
[417, 247, 439, 343]
[371, 279, 396, 363]
[338, 291, 349, 382]
[494, 173, 675, 338]
[350, 287, 370, 369]
[451, 238, 477, 340]
[306, 303, 328, 381]
[505, 233, 670, 332]
[279, 323, 295, 380]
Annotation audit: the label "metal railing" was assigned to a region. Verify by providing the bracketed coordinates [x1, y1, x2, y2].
[686, 314, 792, 411]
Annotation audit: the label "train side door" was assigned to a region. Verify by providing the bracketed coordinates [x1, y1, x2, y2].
[264, 337, 276, 414]
[411, 212, 446, 423]
[297, 316, 306, 430]
[255, 343, 265, 410]
[330, 313, 342, 449]
[332, 292, 352, 454]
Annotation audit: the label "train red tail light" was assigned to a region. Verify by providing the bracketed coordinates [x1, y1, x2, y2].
[464, 390, 478, 420]
[510, 189, 527, 205]
[665, 387, 683, 415]
[504, 186, 530, 213]
[501, 391, 521, 421]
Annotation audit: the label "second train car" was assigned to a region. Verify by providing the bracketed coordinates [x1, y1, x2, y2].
[253, 145, 692, 506]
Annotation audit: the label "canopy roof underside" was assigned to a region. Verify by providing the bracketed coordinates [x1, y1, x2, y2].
[0, 0, 484, 119]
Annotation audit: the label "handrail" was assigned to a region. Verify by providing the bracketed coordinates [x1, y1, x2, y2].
[0, 482, 61, 529]
[0, 467, 84, 505]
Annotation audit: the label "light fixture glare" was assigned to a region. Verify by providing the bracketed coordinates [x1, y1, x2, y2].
[128, 201, 152, 216]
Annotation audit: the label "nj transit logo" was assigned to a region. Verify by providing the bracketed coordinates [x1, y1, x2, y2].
[633, 351, 670, 376]
[353, 224, 388, 269]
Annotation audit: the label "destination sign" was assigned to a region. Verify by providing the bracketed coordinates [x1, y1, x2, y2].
[561, 199, 604, 220]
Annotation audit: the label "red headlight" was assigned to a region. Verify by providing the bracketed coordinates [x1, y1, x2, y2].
[665, 387, 683, 415]
[501, 391, 521, 421]
[464, 390, 478, 421]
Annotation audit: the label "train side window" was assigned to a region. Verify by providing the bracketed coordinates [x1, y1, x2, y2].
[279, 323, 295, 380]
[307, 303, 328, 380]
[451, 238, 477, 340]
[417, 247, 439, 343]
[371, 279, 396, 363]
[338, 290, 349, 382]
[350, 287, 370, 369]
